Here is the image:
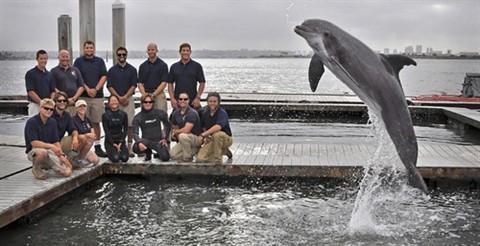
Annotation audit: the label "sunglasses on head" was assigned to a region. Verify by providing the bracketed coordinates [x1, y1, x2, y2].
[178, 97, 189, 101]
[42, 106, 54, 112]
[117, 53, 127, 57]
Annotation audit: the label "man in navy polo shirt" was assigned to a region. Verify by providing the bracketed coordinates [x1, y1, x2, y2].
[138, 43, 169, 113]
[74, 40, 108, 157]
[107, 46, 137, 157]
[168, 43, 206, 110]
[50, 50, 84, 116]
[170, 92, 202, 162]
[196, 92, 233, 164]
[25, 49, 55, 116]
[24, 98, 72, 180]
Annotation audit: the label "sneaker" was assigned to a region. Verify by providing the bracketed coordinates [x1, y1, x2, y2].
[177, 158, 193, 163]
[94, 145, 108, 158]
[224, 148, 233, 159]
[144, 149, 152, 161]
[32, 165, 47, 180]
[128, 143, 135, 158]
[72, 159, 93, 169]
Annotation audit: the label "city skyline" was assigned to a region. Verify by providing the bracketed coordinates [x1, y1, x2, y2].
[0, 0, 479, 54]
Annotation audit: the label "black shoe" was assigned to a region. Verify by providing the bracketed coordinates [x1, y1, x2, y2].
[144, 149, 152, 161]
[94, 145, 108, 158]
[153, 153, 159, 159]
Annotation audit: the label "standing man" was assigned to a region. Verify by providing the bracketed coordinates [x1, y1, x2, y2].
[74, 40, 108, 158]
[138, 43, 169, 113]
[168, 43, 205, 110]
[196, 92, 233, 164]
[170, 92, 202, 162]
[107, 47, 137, 157]
[24, 98, 72, 180]
[25, 49, 55, 116]
[50, 50, 84, 115]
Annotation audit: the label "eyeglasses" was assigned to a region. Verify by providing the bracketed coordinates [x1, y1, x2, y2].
[178, 98, 189, 101]
[142, 101, 153, 104]
[117, 53, 127, 57]
[56, 99, 67, 103]
[42, 106, 54, 112]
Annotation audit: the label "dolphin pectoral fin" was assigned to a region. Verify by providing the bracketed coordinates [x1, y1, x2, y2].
[308, 53, 324, 92]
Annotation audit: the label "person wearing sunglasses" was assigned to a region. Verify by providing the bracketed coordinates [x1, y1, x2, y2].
[132, 93, 171, 161]
[24, 98, 72, 180]
[168, 43, 205, 110]
[51, 91, 91, 167]
[107, 46, 137, 157]
[170, 92, 202, 162]
[138, 43, 169, 113]
[25, 49, 55, 116]
[196, 92, 233, 164]
[74, 40, 108, 158]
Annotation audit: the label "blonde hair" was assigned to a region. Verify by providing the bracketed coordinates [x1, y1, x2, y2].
[40, 98, 55, 108]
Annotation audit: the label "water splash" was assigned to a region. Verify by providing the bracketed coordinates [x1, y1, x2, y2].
[348, 112, 425, 236]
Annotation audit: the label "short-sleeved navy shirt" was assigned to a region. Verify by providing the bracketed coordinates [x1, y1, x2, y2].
[24, 114, 60, 153]
[25, 66, 54, 102]
[50, 65, 85, 98]
[138, 58, 169, 91]
[72, 115, 93, 134]
[202, 107, 232, 137]
[74, 56, 107, 98]
[168, 59, 205, 101]
[171, 106, 202, 136]
[107, 63, 137, 96]
[51, 110, 76, 138]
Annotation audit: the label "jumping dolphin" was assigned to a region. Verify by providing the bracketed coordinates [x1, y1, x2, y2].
[294, 19, 428, 193]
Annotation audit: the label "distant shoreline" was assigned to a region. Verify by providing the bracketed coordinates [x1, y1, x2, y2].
[1, 50, 479, 60]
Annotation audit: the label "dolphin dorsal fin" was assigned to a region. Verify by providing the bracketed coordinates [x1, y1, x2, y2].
[379, 54, 417, 82]
[309, 53, 325, 92]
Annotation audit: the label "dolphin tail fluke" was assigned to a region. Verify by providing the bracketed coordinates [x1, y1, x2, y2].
[408, 169, 428, 193]
[308, 53, 325, 92]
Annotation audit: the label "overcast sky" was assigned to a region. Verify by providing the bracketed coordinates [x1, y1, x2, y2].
[0, 0, 479, 53]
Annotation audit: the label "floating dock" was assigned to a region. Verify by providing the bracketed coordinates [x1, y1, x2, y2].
[1, 93, 480, 228]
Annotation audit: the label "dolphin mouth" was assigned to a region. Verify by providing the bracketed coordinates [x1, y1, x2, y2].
[294, 25, 315, 36]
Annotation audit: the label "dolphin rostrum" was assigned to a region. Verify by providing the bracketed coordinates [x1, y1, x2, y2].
[294, 19, 427, 193]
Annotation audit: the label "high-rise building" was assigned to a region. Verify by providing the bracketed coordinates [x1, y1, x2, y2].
[404, 46, 414, 54]
[416, 45, 422, 55]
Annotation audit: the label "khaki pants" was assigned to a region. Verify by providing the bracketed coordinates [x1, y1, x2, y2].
[120, 96, 135, 127]
[197, 131, 232, 162]
[28, 102, 40, 117]
[170, 133, 202, 160]
[81, 97, 105, 123]
[153, 91, 168, 113]
[27, 148, 63, 171]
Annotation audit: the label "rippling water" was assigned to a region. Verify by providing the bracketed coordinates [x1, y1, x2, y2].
[1, 58, 479, 96]
[2, 176, 479, 245]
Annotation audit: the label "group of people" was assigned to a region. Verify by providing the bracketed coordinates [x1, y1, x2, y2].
[24, 42, 233, 180]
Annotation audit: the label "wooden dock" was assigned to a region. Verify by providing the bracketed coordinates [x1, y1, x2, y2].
[1, 93, 480, 228]
[1, 134, 480, 229]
